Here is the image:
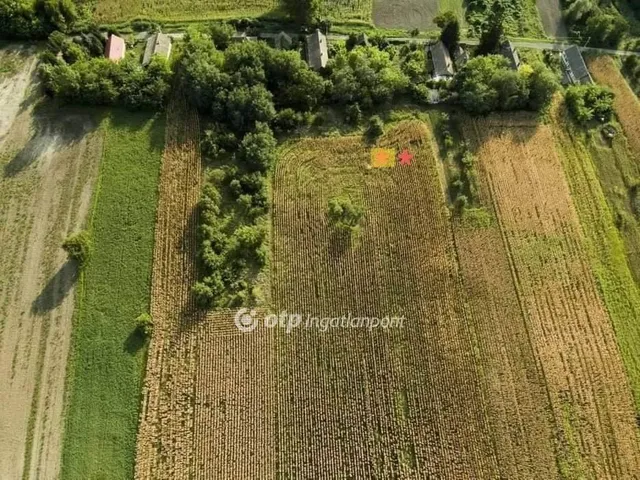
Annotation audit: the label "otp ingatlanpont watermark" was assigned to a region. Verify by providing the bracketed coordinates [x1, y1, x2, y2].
[234, 309, 405, 334]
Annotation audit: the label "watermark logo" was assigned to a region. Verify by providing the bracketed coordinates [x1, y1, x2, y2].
[234, 308, 259, 333]
[234, 310, 405, 334]
[370, 148, 414, 168]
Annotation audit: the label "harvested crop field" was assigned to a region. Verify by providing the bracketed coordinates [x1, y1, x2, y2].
[373, 0, 455, 29]
[465, 115, 640, 477]
[93, 0, 371, 22]
[134, 110, 640, 478]
[0, 52, 103, 479]
[588, 56, 640, 158]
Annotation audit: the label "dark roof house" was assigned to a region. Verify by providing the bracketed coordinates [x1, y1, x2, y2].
[500, 41, 521, 70]
[427, 41, 454, 80]
[561, 45, 593, 85]
[306, 29, 329, 70]
[105, 34, 126, 62]
[274, 31, 293, 50]
[453, 45, 469, 69]
[142, 32, 172, 66]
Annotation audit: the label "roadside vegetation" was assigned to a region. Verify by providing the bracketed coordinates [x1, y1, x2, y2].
[61, 112, 164, 480]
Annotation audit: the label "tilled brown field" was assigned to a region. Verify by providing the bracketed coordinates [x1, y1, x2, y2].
[0, 53, 103, 479]
[135, 116, 640, 478]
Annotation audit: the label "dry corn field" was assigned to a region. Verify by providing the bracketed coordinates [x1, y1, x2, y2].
[588, 56, 640, 159]
[134, 115, 640, 478]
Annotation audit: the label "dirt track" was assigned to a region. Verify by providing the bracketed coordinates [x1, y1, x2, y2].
[0, 48, 103, 480]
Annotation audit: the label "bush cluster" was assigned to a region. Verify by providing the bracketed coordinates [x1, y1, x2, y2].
[0, 0, 77, 40]
[454, 55, 558, 114]
[563, 0, 628, 48]
[565, 83, 614, 123]
[39, 34, 173, 109]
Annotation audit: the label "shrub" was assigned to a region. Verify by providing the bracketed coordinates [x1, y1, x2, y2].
[344, 103, 362, 125]
[566, 84, 614, 124]
[367, 115, 384, 139]
[328, 196, 364, 233]
[135, 313, 154, 337]
[62, 230, 91, 266]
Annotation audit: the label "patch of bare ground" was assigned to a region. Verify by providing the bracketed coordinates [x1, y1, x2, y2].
[0, 52, 103, 479]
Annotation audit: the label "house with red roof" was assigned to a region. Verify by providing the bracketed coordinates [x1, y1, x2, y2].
[105, 34, 126, 62]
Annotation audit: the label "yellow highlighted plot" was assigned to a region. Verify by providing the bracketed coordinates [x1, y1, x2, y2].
[371, 148, 396, 168]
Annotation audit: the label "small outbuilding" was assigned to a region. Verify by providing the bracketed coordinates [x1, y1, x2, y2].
[306, 29, 329, 70]
[561, 45, 593, 85]
[105, 34, 126, 62]
[427, 41, 454, 80]
[355, 33, 370, 47]
[143, 32, 172, 66]
[274, 31, 293, 50]
[453, 45, 469, 69]
[232, 31, 257, 43]
[500, 40, 521, 70]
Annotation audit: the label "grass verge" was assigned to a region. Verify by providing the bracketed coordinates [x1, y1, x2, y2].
[60, 111, 165, 479]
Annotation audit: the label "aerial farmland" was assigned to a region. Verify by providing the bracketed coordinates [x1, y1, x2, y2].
[1, 0, 640, 479]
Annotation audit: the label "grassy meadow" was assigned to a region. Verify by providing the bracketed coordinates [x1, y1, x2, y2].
[61, 112, 165, 479]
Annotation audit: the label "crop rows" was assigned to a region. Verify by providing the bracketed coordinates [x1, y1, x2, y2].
[588, 56, 640, 158]
[465, 115, 640, 477]
[134, 94, 202, 480]
[271, 122, 501, 477]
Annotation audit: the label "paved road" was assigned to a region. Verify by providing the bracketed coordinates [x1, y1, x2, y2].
[167, 32, 640, 57]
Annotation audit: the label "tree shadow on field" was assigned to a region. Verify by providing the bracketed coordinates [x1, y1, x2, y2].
[179, 203, 208, 330]
[124, 328, 147, 355]
[4, 105, 101, 178]
[31, 260, 79, 315]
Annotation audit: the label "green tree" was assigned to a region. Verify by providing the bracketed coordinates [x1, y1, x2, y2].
[566, 84, 615, 123]
[433, 11, 460, 52]
[328, 197, 364, 234]
[527, 61, 559, 111]
[237, 122, 277, 171]
[476, 2, 506, 55]
[283, 0, 320, 24]
[209, 22, 235, 50]
[330, 46, 409, 109]
[135, 313, 154, 337]
[62, 230, 91, 266]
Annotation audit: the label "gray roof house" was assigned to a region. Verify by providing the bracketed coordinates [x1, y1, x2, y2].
[274, 31, 293, 50]
[561, 45, 593, 85]
[500, 40, 521, 70]
[306, 29, 329, 70]
[427, 41, 454, 80]
[142, 32, 172, 66]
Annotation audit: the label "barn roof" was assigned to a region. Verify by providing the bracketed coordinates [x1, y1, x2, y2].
[428, 41, 454, 78]
[105, 34, 126, 62]
[143, 32, 172, 66]
[562, 45, 592, 84]
[306, 29, 329, 70]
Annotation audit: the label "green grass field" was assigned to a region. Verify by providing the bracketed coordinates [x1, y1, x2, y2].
[61, 111, 165, 479]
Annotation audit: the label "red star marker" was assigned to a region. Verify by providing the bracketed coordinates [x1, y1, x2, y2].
[398, 149, 413, 166]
